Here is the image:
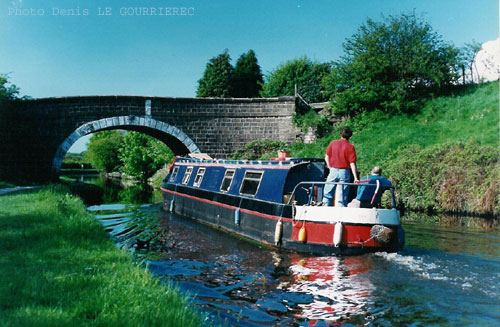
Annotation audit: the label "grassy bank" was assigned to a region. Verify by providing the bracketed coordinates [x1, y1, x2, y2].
[290, 82, 499, 170]
[0, 186, 206, 327]
[290, 82, 499, 216]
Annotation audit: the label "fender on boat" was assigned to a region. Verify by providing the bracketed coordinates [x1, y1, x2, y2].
[333, 222, 343, 247]
[274, 220, 283, 246]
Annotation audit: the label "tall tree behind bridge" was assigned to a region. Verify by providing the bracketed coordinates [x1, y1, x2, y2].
[196, 50, 234, 98]
[324, 13, 460, 115]
[232, 50, 263, 98]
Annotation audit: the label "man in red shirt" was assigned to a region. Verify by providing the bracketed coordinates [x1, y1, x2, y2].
[322, 126, 359, 206]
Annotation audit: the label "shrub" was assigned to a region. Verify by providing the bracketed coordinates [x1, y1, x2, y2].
[292, 110, 333, 137]
[385, 141, 499, 216]
[231, 140, 287, 160]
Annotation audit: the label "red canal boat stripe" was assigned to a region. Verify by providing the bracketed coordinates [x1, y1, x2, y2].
[161, 187, 294, 223]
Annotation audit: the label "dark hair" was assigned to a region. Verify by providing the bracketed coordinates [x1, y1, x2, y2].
[340, 126, 353, 139]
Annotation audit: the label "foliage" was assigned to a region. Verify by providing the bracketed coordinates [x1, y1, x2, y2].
[0, 73, 20, 104]
[0, 181, 16, 189]
[150, 167, 169, 189]
[62, 152, 91, 169]
[0, 186, 206, 326]
[232, 50, 264, 98]
[85, 131, 124, 173]
[0, 72, 20, 98]
[231, 139, 287, 160]
[324, 13, 460, 115]
[119, 132, 174, 182]
[292, 110, 333, 137]
[196, 50, 234, 98]
[458, 40, 482, 84]
[260, 56, 332, 104]
[384, 141, 499, 216]
[288, 82, 499, 216]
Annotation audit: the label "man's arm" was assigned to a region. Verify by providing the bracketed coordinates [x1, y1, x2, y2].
[325, 155, 330, 168]
[350, 162, 359, 182]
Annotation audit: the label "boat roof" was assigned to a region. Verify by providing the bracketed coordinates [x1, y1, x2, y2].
[174, 156, 322, 169]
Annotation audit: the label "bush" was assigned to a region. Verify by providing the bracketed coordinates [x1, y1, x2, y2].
[292, 110, 333, 137]
[385, 141, 499, 216]
[85, 131, 124, 173]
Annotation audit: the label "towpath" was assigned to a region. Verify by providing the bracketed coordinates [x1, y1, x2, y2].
[0, 186, 39, 196]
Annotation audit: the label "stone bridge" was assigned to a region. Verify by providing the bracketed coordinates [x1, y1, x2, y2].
[0, 96, 298, 181]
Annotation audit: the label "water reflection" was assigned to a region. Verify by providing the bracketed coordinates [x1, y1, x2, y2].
[285, 255, 375, 324]
[62, 172, 155, 205]
[88, 203, 500, 326]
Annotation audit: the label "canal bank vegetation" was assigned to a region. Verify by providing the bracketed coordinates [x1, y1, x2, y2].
[61, 153, 92, 170]
[249, 81, 499, 218]
[0, 186, 206, 327]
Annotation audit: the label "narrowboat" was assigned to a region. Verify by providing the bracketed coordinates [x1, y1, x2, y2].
[161, 155, 404, 255]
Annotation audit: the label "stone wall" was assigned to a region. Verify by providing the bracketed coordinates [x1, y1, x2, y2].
[0, 95, 299, 181]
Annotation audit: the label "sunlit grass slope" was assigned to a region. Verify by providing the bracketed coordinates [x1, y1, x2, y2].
[291, 81, 499, 174]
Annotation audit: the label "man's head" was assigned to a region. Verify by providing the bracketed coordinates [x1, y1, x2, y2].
[371, 166, 382, 176]
[340, 126, 353, 140]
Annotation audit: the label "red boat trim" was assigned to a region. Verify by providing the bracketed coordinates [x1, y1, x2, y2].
[161, 187, 294, 222]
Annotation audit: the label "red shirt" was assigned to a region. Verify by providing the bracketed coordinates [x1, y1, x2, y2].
[326, 138, 357, 169]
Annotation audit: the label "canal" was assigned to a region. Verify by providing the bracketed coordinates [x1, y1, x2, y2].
[68, 173, 500, 326]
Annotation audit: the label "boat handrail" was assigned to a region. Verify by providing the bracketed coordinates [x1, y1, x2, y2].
[287, 181, 397, 209]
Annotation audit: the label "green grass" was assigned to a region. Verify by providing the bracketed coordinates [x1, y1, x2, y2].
[290, 81, 499, 175]
[0, 186, 206, 327]
[0, 181, 16, 189]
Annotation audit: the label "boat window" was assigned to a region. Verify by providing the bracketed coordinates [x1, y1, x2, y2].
[182, 166, 193, 185]
[193, 168, 206, 187]
[220, 169, 235, 192]
[169, 166, 179, 182]
[239, 171, 263, 196]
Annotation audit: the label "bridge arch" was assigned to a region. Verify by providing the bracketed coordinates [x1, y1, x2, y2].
[52, 115, 201, 174]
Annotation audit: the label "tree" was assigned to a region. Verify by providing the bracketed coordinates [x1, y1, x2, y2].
[85, 131, 124, 173]
[196, 50, 234, 97]
[232, 50, 263, 98]
[0, 74, 20, 104]
[260, 57, 331, 103]
[118, 132, 174, 182]
[459, 41, 482, 84]
[325, 13, 460, 115]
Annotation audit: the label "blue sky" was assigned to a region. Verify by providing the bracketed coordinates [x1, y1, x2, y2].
[1, 0, 498, 152]
[1, 0, 498, 99]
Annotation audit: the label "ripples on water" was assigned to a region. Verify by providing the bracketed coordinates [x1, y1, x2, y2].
[88, 204, 500, 326]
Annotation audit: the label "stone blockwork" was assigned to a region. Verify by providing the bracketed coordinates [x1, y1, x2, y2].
[0, 95, 298, 181]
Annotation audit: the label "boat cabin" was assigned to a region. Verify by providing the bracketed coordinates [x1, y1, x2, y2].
[165, 157, 326, 205]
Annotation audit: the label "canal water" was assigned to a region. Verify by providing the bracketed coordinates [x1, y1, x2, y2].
[85, 195, 500, 327]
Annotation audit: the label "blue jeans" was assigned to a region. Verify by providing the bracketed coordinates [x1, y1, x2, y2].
[323, 168, 351, 206]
